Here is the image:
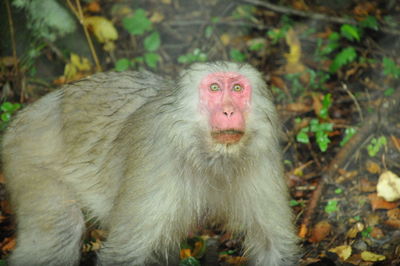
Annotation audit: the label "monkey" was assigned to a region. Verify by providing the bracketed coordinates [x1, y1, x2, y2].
[2, 61, 299, 266]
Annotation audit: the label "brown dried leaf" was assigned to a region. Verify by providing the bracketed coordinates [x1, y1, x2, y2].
[370, 227, 384, 239]
[368, 193, 398, 210]
[360, 178, 376, 193]
[309, 220, 332, 243]
[365, 160, 381, 174]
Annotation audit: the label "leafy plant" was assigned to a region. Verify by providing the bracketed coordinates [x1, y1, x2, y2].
[359, 16, 379, 30]
[115, 58, 132, 71]
[361, 226, 372, 238]
[122, 9, 152, 35]
[0, 102, 21, 131]
[318, 93, 332, 119]
[382, 57, 400, 79]
[267, 15, 293, 44]
[296, 119, 333, 152]
[325, 200, 339, 214]
[340, 24, 360, 42]
[178, 49, 208, 64]
[230, 48, 246, 62]
[329, 47, 357, 73]
[367, 136, 387, 157]
[340, 127, 356, 146]
[308, 69, 331, 90]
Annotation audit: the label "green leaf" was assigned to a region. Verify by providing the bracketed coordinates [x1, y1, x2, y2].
[144, 31, 161, 52]
[289, 200, 300, 206]
[382, 57, 400, 78]
[330, 47, 357, 72]
[319, 93, 332, 119]
[335, 188, 343, 194]
[360, 16, 379, 30]
[340, 127, 356, 146]
[325, 200, 339, 213]
[1, 102, 14, 112]
[122, 9, 152, 35]
[178, 49, 207, 64]
[340, 24, 361, 41]
[115, 58, 132, 71]
[296, 130, 310, 144]
[144, 53, 160, 69]
[316, 130, 330, 152]
[1, 112, 11, 122]
[205, 26, 213, 38]
[179, 257, 201, 266]
[384, 87, 395, 96]
[230, 49, 246, 62]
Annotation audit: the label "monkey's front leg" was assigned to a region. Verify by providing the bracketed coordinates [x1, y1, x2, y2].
[97, 188, 189, 265]
[243, 209, 299, 266]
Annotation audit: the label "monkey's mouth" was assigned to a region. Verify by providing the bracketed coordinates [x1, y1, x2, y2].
[211, 130, 244, 144]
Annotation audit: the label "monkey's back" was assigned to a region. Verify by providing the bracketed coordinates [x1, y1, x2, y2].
[2, 71, 170, 220]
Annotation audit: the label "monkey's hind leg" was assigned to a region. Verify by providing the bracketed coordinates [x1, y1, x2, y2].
[7, 170, 85, 266]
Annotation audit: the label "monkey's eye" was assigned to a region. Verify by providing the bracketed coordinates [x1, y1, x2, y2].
[232, 84, 243, 92]
[210, 83, 220, 92]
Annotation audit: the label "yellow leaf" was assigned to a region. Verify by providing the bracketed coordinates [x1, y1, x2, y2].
[329, 245, 352, 261]
[220, 34, 230, 46]
[85, 16, 118, 43]
[285, 28, 301, 64]
[70, 53, 91, 71]
[361, 251, 386, 262]
[150, 12, 164, 23]
[180, 248, 192, 259]
[161, 0, 171, 4]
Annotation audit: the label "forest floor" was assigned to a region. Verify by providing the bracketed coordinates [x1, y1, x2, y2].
[1, 0, 400, 265]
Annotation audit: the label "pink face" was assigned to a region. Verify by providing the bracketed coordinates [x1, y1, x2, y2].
[199, 72, 252, 144]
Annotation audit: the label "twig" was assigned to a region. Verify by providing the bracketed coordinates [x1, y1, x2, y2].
[242, 0, 400, 36]
[4, 0, 25, 102]
[66, 0, 102, 72]
[342, 83, 363, 122]
[299, 87, 400, 238]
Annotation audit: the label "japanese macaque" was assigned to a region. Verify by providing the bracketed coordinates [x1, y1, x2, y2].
[2, 62, 298, 266]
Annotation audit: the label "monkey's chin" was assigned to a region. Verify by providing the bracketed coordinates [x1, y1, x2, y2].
[211, 130, 244, 144]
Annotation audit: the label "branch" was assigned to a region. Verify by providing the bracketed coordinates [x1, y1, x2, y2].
[243, 0, 400, 36]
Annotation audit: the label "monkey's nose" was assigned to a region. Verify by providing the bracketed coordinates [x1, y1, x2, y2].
[223, 111, 234, 117]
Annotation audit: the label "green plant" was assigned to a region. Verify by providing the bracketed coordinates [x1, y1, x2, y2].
[367, 136, 387, 157]
[267, 15, 293, 44]
[122, 9, 152, 35]
[325, 200, 339, 214]
[115, 58, 132, 71]
[0, 102, 21, 131]
[330, 47, 357, 72]
[382, 57, 400, 79]
[230, 48, 246, 62]
[296, 119, 333, 152]
[318, 93, 332, 119]
[361, 226, 372, 238]
[340, 127, 356, 146]
[178, 49, 208, 64]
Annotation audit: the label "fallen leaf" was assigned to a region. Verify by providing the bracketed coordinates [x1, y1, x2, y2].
[220, 34, 230, 46]
[366, 160, 381, 174]
[329, 245, 352, 261]
[360, 178, 376, 193]
[86, 1, 101, 12]
[284, 102, 312, 113]
[368, 193, 398, 210]
[1, 237, 16, 252]
[377, 171, 400, 202]
[180, 248, 192, 259]
[85, 16, 118, 43]
[150, 11, 164, 23]
[360, 251, 386, 262]
[346, 222, 363, 238]
[370, 227, 384, 239]
[309, 220, 332, 242]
